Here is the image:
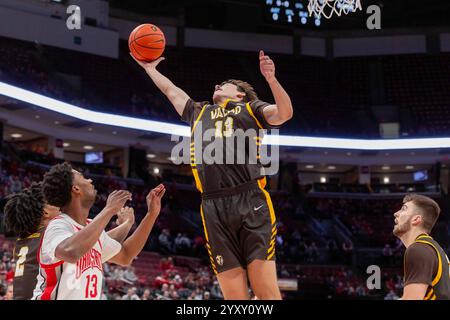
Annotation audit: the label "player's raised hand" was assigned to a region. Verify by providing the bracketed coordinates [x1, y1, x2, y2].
[105, 190, 132, 215]
[146, 184, 166, 217]
[259, 50, 276, 83]
[130, 52, 165, 71]
[116, 206, 135, 226]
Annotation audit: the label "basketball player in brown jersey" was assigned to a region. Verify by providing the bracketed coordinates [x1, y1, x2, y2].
[3, 182, 135, 299]
[3, 182, 60, 299]
[132, 50, 293, 300]
[393, 194, 450, 300]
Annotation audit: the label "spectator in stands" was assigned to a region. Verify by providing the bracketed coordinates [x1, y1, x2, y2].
[9, 176, 22, 193]
[168, 284, 180, 299]
[2, 284, 13, 300]
[210, 280, 223, 300]
[384, 289, 399, 300]
[122, 287, 140, 300]
[174, 233, 192, 254]
[122, 266, 138, 285]
[160, 257, 174, 271]
[355, 285, 367, 297]
[111, 265, 125, 281]
[279, 265, 290, 278]
[158, 228, 173, 253]
[141, 288, 151, 300]
[192, 288, 204, 300]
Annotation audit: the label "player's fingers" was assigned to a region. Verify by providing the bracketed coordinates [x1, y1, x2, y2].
[259, 50, 264, 58]
[119, 192, 132, 201]
[159, 188, 166, 198]
[119, 190, 132, 197]
[156, 187, 165, 197]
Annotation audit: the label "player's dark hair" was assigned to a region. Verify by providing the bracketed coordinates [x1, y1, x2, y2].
[403, 194, 441, 233]
[42, 162, 74, 208]
[3, 182, 45, 238]
[222, 79, 258, 102]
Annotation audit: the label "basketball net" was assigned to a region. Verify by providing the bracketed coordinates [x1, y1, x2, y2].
[308, 0, 362, 19]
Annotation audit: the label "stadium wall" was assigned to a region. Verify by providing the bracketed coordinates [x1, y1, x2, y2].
[440, 33, 450, 52]
[0, 6, 119, 58]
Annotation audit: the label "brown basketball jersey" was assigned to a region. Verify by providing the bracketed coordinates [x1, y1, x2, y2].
[181, 98, 278, 194]
[412, 234, 450, 300]
[12, 228, 43, 300]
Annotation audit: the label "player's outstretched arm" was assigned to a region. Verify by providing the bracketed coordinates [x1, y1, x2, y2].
[109, 184, 165, 266]
[258, 50, 293, 126]
[107, 206, 135, 243]
[55, 190, 131, 263]
[130, 54, 190, 116]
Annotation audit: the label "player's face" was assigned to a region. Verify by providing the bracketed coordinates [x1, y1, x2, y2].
[72, 170, 97, 205]
[213, 82, 245, 104]
[393, 201, 418, 237]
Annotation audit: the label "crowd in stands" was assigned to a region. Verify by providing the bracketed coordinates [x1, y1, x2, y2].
[0, 141, 448, 299]
[2, 36, 450, 138]
[103, 257, 222, 300]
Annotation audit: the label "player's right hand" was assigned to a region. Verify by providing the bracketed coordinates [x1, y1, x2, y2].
[130, 52, 165, 71]
[146, 184, 166, 217]
[105, 190, 132, 215]
[116, 206, 135, 226]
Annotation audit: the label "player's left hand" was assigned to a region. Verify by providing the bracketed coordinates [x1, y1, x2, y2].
[259, 50, 276, 83]
[116, 206, 135, 226]
[146, 184, 166, 217]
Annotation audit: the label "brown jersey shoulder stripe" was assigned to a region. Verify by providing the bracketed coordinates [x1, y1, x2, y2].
[415, 239, 443, 287]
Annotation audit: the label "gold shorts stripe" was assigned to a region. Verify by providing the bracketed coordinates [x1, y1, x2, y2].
[200, 206, 209, 242]
[267, 249, 276, 260]
[192, 168, 203, 193]
[257, 183, 276, 225]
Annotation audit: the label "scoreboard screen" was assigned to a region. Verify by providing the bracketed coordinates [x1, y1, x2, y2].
[264, 0, 322, 27]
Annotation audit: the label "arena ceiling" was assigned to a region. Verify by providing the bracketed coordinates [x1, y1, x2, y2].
[110, 0, 450, 33]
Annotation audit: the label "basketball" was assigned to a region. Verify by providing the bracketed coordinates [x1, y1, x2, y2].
[129, 24, 165, 62]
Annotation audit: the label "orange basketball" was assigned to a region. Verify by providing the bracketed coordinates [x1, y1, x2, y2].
[129, 24, 165, 62]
